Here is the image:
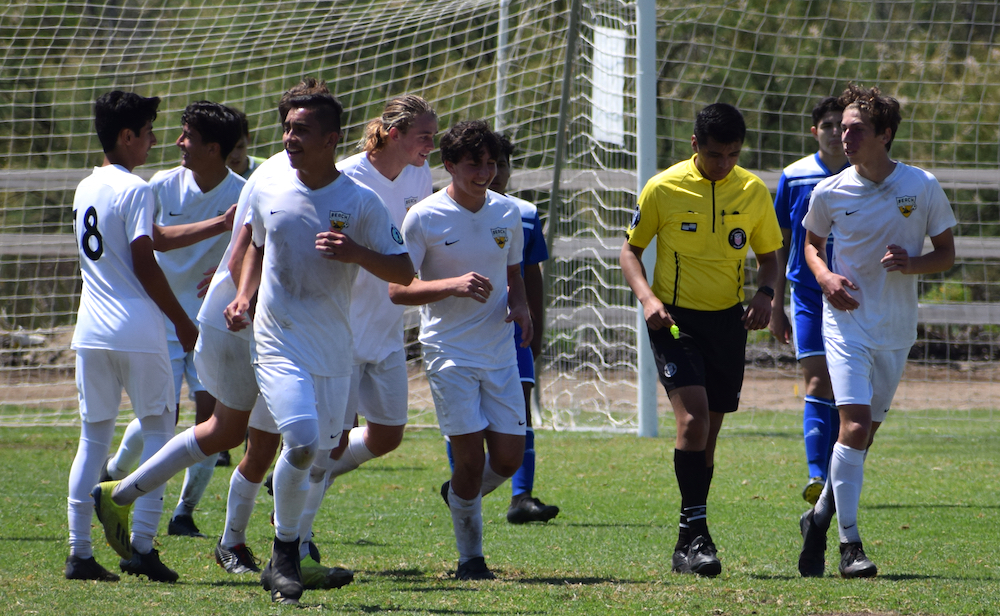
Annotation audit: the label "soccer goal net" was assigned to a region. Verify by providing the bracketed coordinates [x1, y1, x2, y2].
[1, 0, 998, 428]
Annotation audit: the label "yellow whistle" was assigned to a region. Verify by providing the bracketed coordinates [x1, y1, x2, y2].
[670, 324, 680, 339]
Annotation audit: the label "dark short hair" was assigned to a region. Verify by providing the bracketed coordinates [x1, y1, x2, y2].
[811, 96, 845, 127]
[281, 92, 343, 134]
[180, 101, 243, 160]
[838, 84, 902, 151]
[232, 107, 251, 139]
[496, 133, 515, 163]
[439, 120, 501, 165]
[94, 91, 160, 153]
[278, 77, 332, 124]
[693, 102, 746, 146]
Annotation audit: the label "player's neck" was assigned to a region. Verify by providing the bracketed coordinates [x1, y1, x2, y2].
[189, 162, 229, 193]
[852, 154, 895, 184]
[817, 149, 847, 173]
[103, 151, 138, 173]
[366, 149, 406, 182]
[446, 183, 487, 213]
[296, 164, 341, 191]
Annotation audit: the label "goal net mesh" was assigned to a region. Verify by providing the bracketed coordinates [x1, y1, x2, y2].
[1, 0, 997, 428]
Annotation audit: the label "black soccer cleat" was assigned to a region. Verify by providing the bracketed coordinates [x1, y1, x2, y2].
[506, 495, 560, 524]
[260, 536, 303, 605]
[216, 450, 232, 467]
[440, 480, 451, 507]
[119, 548, 179, 583]
[798, 508, 827, 577]
[671, 548, 692, 574]
[455, 556, 496, 581]
[215, 538, 261, 574]
[839, 541, 877, 579]
[65, 554, 119, 581]
[686, 535, 721, 577]
[167, 514, 206, 538]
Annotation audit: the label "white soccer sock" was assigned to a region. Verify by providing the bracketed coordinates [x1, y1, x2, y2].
[107, 417, 144, 479]
[129, 413, 174, 554]
[221, 468, 261, 548]
[67, 418, 115, 559]
[328, 427, 376, 478]
[298, 451, 336, 560]
[480, 454, 508, 497]
[273, 447, 311, 543]
[114, 426, 205, 506]
[448, 486, 483, 564]
[831, 442, 866, 544]
[173, 452, 220, 518]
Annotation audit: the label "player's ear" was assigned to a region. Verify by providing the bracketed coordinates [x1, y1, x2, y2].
[118, 127, 135, 148]
[690, 134, 698, 153]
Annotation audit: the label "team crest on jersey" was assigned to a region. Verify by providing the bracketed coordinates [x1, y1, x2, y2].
[329, 211, 350, 230]
[492, 227, 509, 249]
[405, 196, 419, 210]
[896, 195, 916, 218]
[391, 225, 404, 245]
[629, 205, 641, 229]
[728, 228, 747, 249]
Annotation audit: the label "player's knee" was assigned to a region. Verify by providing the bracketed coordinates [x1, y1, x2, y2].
[367, 429, 404, 457]
[284, 439, 319, 470]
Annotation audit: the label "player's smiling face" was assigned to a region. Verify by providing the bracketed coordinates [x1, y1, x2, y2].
[176, 123, 215, 172]
[691, 136, 742, 182]
[445, 147, 497, 210]
[397, 112, 438, 167]
[283, 107, 338, 170]
[841, 107, 890, 165]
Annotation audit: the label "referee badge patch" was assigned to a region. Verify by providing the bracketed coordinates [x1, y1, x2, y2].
[897, 195, 916, 218]
[663, 362, 677, 378]
[681, 222, 697, 232]
[728, 228, 747, 249]
[629, 205, 641, 229]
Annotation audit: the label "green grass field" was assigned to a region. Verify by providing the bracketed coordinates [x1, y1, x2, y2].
[1, 410, 998, 615]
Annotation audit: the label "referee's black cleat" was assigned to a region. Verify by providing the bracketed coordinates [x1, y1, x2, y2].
[65, 554, 120, 581]
[686, 535, 721, 577]
[798, 508, 827, 577]
[671, 548, 692, 574]
[120, 548, 178, 583]
[838, 541, 877, 579]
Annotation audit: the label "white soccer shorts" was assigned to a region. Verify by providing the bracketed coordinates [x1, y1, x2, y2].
[168, 339, 205, 404]
[345, 348, 409, 429]
[427, 364, 525, 437]
[825, 336, 908, 423]
[75, 348, 174, 423]
[193, 325, 259, 412]
[254, 359, 350, 445]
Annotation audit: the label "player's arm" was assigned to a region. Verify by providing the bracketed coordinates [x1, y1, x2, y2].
[805, 229, 859, 311]
[152, 203, 237, 251]
[224, 240, 263, 332]
[619, 240, 672, 331]
[130, 235, 199, 351]
[768, 227, 793, 343]
[505, 264, 533, 348]
[388, 272, 494, 305]
[882, 228, 955, 275]
[314, 230, 414, 285]
[228, 222, 253, 286]
[742, 249, 778, 331]
[524, 262, 544, 357]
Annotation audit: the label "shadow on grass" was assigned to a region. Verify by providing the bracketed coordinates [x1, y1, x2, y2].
[0, 535, 61, 542]
[560, 522, 670, 529]
[868, 503, 1000, 510]
[517, 575, 635, 585]
[344, 538, 388, 547]
[321, 604, 513, 615]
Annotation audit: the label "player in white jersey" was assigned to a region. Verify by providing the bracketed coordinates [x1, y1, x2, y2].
[101, 101, 245, 539]
[389, 120, 532, 581]
[798, 85, 956, 579]
[292, 95, 436, 558]
[224, 90, 413, 605]
[67, 91, 230, 583]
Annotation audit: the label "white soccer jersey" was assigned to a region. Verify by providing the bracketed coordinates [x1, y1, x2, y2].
[402, 188, 524, 373]
[151, 166, 244, 342]
[71, 164, 167, 353]
[338, 151, 433, 364]
[803, 162, 956, 350]
[198, 152, 290, 340]
[250, 170, 408, 377]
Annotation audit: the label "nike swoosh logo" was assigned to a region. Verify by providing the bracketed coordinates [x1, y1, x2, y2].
[445, 239, 459, 245]
[270, 210, 284, 215]
[168, 211, 183, 216]
[842, 524, 856, 530]
[518, 420, 526, 426]
[846, 209, 860, 215]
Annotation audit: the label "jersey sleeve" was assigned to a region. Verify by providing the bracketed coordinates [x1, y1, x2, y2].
[773, 172, 792, 229]
[626, 180, 662, 249]
[523, 210, 549, 265]
[400, 207, 427, 273]
[248, 189, 265, 248]
[122, 183, 155, 244]
[801, 188, 832, 238]
[923, 175, 958, 238]
[359, 194, 408, 257]
[507, 207, 524, 267]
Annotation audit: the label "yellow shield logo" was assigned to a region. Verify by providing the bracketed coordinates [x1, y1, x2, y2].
[492, 227, 509, 249]
[896, 196, 916, 218]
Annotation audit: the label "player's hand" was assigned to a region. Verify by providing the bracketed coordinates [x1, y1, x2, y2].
[742, 290, 772, 330]
[450, 272, 493, 303]
[223, 203, 237, 230]
[640, 295, 673, 331]
[505, 303, 533, 348]
[196, 266, 217, 298]
[316, 229, 364, 263]
[769, 307, 791, 343]
[176, 319, 199, 353]
[818, 271, 860, 311]
[881, 244, 911, 273]
[224, 296, 251, 332]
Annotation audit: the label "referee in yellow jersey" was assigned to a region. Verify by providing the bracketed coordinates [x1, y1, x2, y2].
[620, 103, 783, 577]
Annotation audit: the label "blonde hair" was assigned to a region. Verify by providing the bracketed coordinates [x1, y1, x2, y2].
[359, 94, 435, 153]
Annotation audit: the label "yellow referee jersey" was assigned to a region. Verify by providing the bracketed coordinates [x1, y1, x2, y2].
[626, 154, 782, 311]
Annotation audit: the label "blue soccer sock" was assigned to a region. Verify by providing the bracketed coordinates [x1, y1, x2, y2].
[511, 428, 535, 497]
[803, 395, 837, 479]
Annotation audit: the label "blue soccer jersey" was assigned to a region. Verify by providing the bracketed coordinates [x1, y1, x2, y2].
[774, 153, 848, 290]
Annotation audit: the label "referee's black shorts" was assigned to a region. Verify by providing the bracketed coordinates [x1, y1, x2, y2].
[647, 303, 747, 413]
